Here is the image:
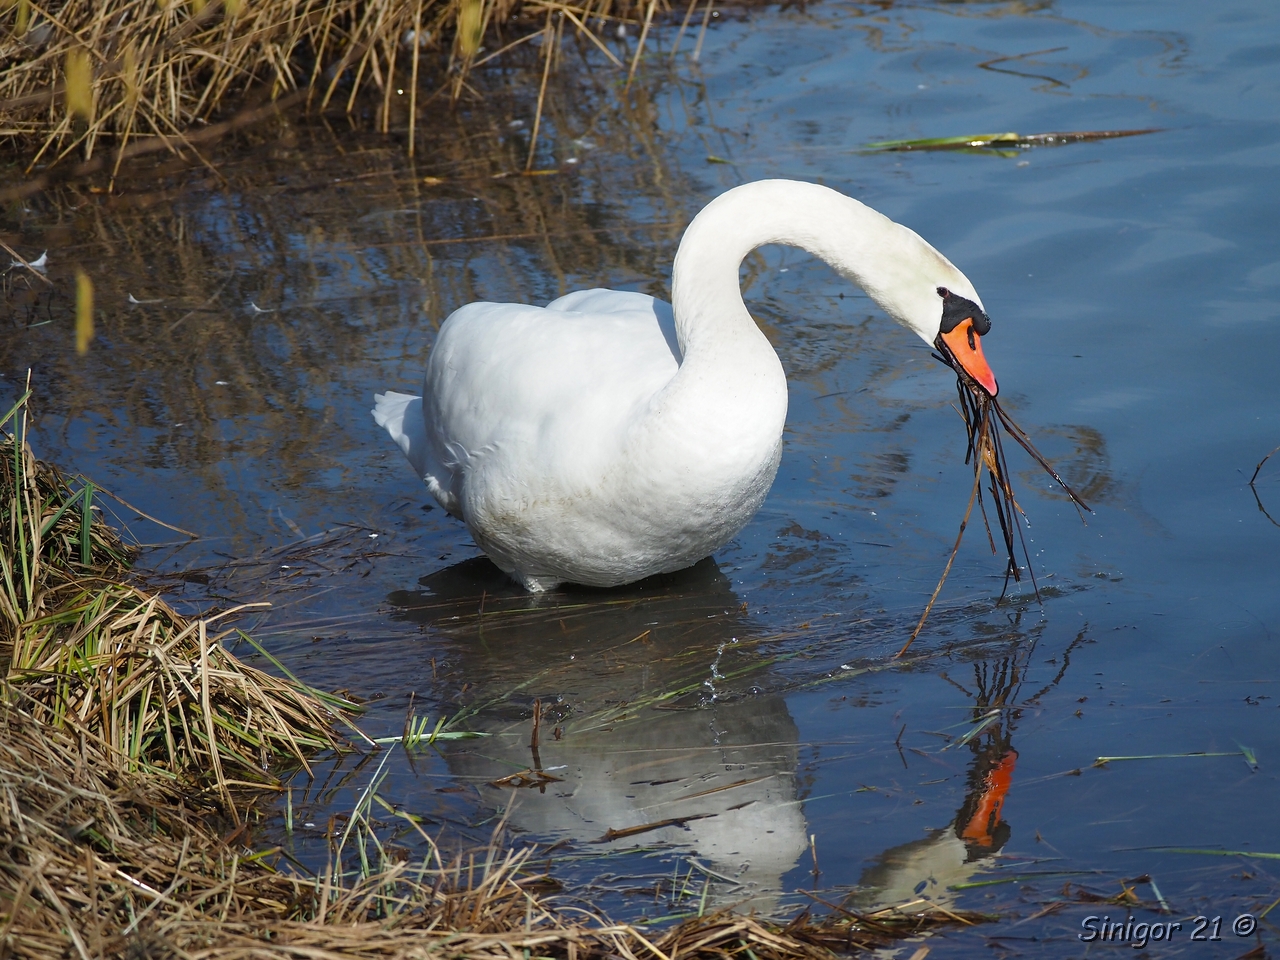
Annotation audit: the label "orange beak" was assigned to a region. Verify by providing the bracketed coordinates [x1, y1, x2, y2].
[940, 318, 998, 397]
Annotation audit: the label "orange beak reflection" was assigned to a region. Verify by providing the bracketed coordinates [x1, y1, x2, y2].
[940, 318, 998, 397]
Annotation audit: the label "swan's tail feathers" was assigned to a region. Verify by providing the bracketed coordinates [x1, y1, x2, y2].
[372, 392, 432, 481]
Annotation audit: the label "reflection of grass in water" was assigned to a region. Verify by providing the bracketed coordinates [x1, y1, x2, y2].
[1, 62, 698, 552]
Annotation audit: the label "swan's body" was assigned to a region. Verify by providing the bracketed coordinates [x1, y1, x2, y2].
[374, 180, 997, 591]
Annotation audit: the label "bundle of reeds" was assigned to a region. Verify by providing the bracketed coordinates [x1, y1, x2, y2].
[0, 0, 669, 175]
[1, 387, 347, 811]
[0, 691, 294, 957]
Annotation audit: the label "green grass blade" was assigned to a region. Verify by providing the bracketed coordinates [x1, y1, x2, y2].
[80, 481, 94, 567]
[1124, 847, 1280, 860]
[1093, 752, 1237, 766]
[0, 388, 33, 433]
[35, 484, 87, 541]
[1237, 742, 1259, 770]
[13, 415, 33, 615]
[866, 133, 1018, 150]
[235, 629, 359, 713]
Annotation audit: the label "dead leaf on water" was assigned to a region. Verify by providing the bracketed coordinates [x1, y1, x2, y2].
[488, 768, 564, 789]
[594, 813, 714, 843]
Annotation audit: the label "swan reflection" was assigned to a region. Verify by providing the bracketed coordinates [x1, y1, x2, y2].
[389, 558, 808, 910]
[852, 737, 1018, 911]
[390, 565, 1072, 916]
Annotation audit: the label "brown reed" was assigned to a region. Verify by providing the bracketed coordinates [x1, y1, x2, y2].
[0, 0, 678, 176]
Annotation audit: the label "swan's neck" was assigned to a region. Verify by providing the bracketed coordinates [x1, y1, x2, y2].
[670, 179, 980, 356]
[633, 180, 983, 517]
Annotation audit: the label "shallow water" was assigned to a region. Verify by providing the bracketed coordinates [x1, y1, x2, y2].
[4, 0, 1280, 952]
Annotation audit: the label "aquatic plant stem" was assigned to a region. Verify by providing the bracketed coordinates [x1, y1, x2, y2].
[692, 0, 715, 61]
[671, 0, 701, 61]
[525, 11, 555, 172]
[626, 0, 657, 91]
[408, 0, 424, 158]
[897, 466, 982, 658]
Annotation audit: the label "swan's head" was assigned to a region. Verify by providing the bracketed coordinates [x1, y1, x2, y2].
[934, 286, 998, 397]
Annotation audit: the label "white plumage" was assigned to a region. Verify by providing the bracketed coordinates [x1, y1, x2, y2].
[375, 179, 991, 591]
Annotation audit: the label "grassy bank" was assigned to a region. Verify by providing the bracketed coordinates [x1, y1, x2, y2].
[0, 0, 683, 179]
[1, 384, 346, 814]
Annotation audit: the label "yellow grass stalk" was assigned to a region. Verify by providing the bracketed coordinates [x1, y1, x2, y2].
[458, 0, 485, 56]
[73, 268, 94, 354]
[63, 47, 93, 121]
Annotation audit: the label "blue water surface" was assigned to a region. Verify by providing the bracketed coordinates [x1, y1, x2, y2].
[2, 0, 1278, 953]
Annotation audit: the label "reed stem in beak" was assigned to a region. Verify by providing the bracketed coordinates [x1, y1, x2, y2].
[896, 339, 1091, 658]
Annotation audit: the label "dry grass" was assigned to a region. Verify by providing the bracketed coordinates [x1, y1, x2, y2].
[0, 692, 989, 958]
[0, 0, 683, 176]
[1, 386, 349, 813]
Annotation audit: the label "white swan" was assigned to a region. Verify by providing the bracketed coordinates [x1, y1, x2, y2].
[374, 179, 998, 591]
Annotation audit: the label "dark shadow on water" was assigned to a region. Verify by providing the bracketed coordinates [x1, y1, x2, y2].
[393, 554, 733, 607]
[387, 556, 765, 692]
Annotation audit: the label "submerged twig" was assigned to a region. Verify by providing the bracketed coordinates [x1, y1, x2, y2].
[899, 469, 982, 658]
[1249, 442, 1280, 528]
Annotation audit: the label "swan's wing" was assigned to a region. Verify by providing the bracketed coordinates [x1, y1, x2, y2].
[545, 289, 681, 362]
[423, 291, 681, 511]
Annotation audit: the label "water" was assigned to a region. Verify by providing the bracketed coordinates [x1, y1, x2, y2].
[3, 0, 1279, 952]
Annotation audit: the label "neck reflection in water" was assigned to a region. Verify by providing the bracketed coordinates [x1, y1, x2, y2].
[851, 657, 1028, 913]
